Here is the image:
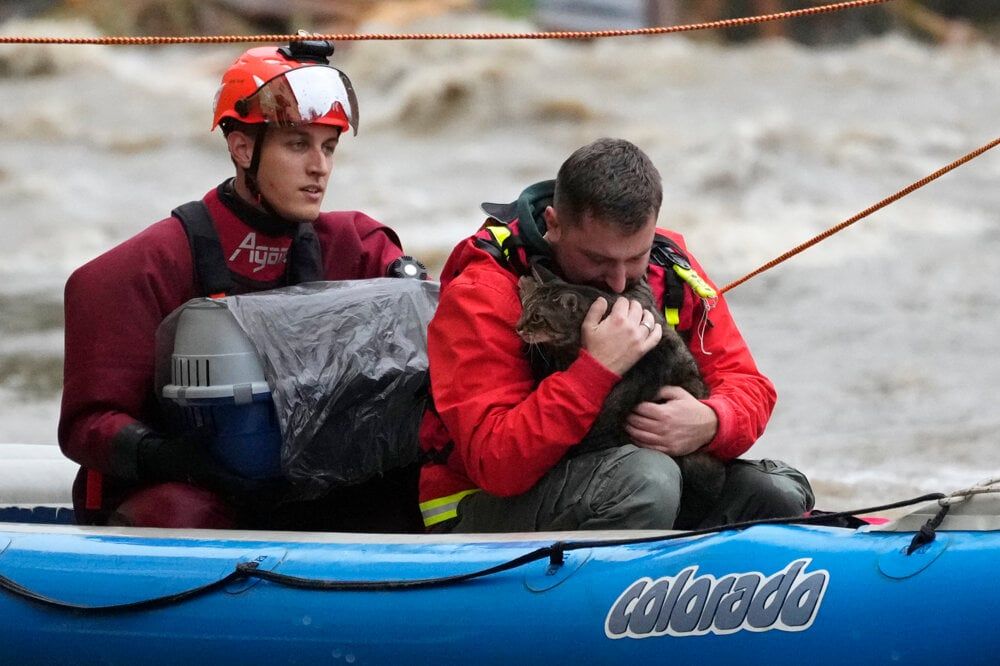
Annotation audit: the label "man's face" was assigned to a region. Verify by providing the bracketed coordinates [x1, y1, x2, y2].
[255, 124, 340, 222]
[544, 206, 656, 294]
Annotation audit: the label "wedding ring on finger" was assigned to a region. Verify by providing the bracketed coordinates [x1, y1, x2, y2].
[640, 320, 654, 332]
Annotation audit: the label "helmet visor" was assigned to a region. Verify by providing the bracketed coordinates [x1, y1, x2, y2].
[244, 65, 359, 134]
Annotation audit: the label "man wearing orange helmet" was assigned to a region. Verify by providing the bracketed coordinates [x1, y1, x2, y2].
[59, 40, 424, 530]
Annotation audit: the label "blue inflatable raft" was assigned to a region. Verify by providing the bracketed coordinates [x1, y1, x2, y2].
[1, 485, 998, 665]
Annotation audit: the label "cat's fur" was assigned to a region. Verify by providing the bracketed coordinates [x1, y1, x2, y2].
[515, 263, 726, 504]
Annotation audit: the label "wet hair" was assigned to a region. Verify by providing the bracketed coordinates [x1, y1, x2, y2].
[553, 138, 662, 233]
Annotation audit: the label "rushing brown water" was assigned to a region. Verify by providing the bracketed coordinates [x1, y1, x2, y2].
[1, 14, 998, 508]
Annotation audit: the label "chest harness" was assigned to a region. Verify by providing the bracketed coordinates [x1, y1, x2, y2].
[172, 192, 325, 299]
[173, 189, 426, 298]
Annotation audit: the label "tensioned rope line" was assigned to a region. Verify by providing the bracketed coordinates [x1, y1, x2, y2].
[0, 0, 893, 45]
[720, 135, 1000, 294]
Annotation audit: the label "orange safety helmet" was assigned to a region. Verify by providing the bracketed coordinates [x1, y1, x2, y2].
[212, 41, 358, 135]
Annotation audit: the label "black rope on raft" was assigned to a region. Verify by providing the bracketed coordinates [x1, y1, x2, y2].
[0, 491, 948, 613]
[905, 502, 951, 555]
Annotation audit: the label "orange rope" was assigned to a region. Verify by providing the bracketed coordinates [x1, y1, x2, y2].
[720, 136, 1000, 294]
[0, 0, 893, 45]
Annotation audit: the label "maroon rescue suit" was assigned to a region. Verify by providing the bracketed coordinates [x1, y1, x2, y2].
[60, 182, 406, 527]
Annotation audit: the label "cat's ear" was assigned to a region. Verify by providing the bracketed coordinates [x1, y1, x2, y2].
[530, 260, 559, 283]
[557, 292, 580, 311]
[518, 275, 538, 299]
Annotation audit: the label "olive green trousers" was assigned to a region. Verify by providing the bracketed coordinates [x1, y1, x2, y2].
[439, 445, 814, 533]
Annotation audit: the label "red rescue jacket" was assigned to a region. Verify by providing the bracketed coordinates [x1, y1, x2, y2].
[418, 184, 776, 528]
[59, 182, 404, 519]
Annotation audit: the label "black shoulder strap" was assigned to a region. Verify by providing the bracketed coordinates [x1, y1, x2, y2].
[650, 233, 688, 316]
[172, 201, 234, 298]
[649, 232, 690, 270]
[473, 225, 535, 276]
[473, 232, 508, 265]
[287, 221, 323, 285]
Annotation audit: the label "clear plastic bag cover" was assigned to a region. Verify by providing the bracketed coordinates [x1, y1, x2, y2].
[162, 278, 438, 496]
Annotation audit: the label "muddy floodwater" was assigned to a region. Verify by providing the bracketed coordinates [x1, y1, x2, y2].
[1, 13, 998, 509]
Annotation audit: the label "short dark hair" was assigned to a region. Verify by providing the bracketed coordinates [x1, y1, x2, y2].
[553, 138, 662, 233]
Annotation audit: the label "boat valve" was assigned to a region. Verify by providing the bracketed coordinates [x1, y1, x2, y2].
[547, 542, 566, 573]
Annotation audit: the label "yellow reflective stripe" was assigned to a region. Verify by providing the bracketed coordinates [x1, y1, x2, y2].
[485, 225, 511, 245]
[673, 264, 717, 299]
[485, 225, 512, 259]
[419, 489, 481, 527]
[664, 307, 680, 328]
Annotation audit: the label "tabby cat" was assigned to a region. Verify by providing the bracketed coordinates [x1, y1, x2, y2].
[515, 263, 726, 503]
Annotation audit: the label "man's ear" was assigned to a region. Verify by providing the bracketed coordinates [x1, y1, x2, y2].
[542, 205, 561, 243]
[226, 130, 255, 170]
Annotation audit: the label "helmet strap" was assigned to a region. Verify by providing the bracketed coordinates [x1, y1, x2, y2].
[242, 124, 295, 222]
[244, 124, 266, 204]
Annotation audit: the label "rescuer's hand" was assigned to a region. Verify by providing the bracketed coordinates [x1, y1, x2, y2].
[137, 431, 239, 488]
[581, 296, 661, 376]
[625, 385, 719, 456]
[136, 430, 288, 507]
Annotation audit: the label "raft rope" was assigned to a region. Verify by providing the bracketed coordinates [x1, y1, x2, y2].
[0, 490, 946, 613]
[905, 478, 1000, 554]
[0, 0, 893, 45]
[939, 476, 1000, 506]
[905, 503, 949, 555]
[720, 135, 1000, 294]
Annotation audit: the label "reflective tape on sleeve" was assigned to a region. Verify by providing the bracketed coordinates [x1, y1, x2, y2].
[419, 489, 481, 527]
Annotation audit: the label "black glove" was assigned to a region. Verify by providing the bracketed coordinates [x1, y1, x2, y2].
[136, 430, 239, 487]
[136, 430, 288, 506]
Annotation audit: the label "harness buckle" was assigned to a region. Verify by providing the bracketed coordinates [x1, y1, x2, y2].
[651, 242, 691, 271]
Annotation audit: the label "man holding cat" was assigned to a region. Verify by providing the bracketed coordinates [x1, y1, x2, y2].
[418, 138, 813, 532]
